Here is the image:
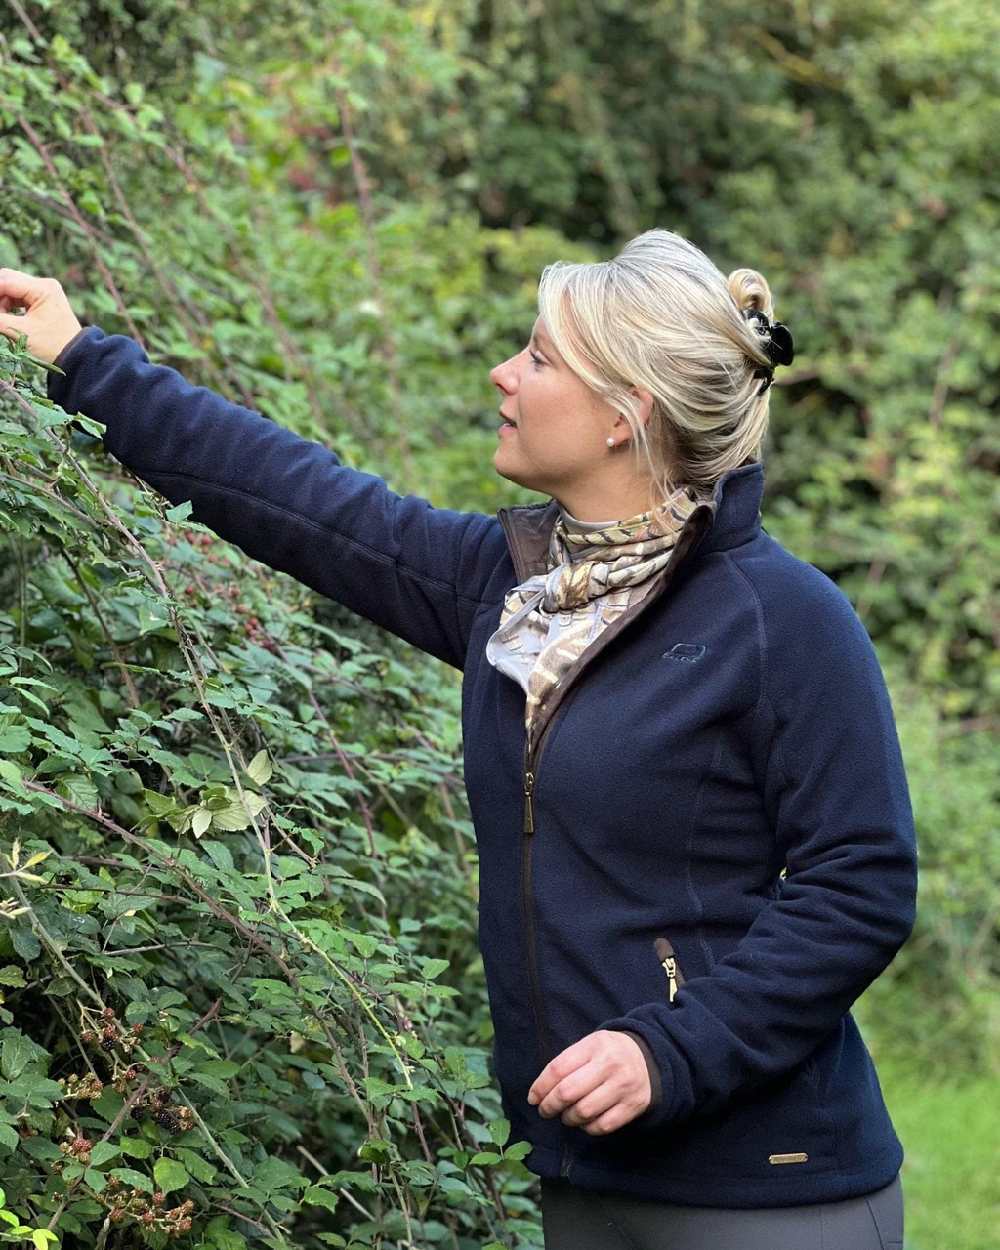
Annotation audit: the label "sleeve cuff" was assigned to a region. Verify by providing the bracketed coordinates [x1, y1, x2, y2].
[46, 324, 101, 408]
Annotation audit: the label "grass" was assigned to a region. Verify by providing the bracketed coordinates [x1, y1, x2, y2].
[876, 1058, 1000, 1250]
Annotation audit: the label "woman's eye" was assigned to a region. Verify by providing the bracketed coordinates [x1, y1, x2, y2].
[529, 350, 545, 368]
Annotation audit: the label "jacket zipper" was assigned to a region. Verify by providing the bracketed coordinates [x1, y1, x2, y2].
[654, 936, 686, 1002]
[500, 500, 581, 1180]
[520, 713, 561, 1055]
[521, 708, 575, 1179]
[498, 502, 714, 1184]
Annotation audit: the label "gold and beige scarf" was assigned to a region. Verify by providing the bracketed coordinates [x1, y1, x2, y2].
[486, 481, 705, 751]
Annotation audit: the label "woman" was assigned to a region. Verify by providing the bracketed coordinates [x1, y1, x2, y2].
[0, 231, 914, 1249]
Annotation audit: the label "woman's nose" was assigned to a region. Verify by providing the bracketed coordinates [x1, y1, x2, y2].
[490, 354, 519, 391]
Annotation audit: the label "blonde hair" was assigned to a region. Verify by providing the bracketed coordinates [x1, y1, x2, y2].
[536, 227, 783, 505]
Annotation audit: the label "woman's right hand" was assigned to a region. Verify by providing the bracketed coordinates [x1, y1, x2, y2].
[0, 268, 84, 366]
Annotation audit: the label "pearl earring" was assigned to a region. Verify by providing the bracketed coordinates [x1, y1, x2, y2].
[606, 437, 615, 447]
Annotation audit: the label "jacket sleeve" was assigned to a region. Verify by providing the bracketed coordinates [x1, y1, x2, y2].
[600, 562, 918, 1130]
[46, 325, 500, 671]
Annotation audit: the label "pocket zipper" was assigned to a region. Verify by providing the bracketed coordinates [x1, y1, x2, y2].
[654, 936, 686, 1003]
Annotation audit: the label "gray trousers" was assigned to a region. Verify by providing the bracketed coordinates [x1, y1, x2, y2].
[540, 1172, 903, 1250]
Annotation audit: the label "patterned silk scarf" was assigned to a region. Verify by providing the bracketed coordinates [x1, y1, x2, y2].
[486, 481, 706, 752]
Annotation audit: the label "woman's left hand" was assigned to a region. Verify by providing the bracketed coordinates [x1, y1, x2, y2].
[0, 268, 83, 365]
[527, 1030, 651, 1134]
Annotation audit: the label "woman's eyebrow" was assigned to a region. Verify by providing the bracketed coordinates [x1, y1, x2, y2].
[531, 328, 557, 356]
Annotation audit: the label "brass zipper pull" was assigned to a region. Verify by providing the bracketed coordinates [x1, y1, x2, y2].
[523, 769, 535, 834]
[653, 937, 685, 1003]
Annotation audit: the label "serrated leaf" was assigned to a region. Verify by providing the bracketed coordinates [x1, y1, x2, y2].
[153, 1156, 189, 1194]
[174, 1146, 216, 1182]
[83, 1166, 107, 1192]
[0, 760, 23, 789]
[487, 1118, 511, 1148]
[245, 749, 272, 786]
[1, 1031, 36, 1079]
[165, 500, 192, 522]
[210, 788, 268, 831]
[109, 1167, 152, 1193]
[89, 1140, 119, 1167]
[420, 958, 449, 980]
[191, 808, 212, 837]
[303, 1185, 339, 1211]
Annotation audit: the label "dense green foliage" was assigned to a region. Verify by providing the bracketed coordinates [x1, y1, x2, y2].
[0, 1, 996, 1246]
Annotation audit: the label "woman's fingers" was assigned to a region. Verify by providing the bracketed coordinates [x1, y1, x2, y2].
[559, 1077, 622, 1129]
[0, 268, 84, 366]
[0, 267, 53, 307]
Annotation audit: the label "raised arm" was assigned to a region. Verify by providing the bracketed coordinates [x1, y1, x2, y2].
[44, 325, 502, 670]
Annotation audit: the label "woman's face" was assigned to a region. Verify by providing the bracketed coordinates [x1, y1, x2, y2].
[489, 317, 629, 506]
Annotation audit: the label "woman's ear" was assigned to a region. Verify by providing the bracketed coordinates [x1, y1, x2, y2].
[628, 386, 655, 431]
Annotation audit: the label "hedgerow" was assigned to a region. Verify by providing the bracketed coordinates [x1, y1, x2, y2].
[1, 1, 997, 1245]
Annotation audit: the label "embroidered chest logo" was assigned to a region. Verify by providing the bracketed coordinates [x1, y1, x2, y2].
[662, 643, 707, 663]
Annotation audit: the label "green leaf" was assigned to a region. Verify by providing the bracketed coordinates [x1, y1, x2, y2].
[89, 1141, 119, 1167]
[245, 749, 272, 786]
[174, 1146, 216, 1182]
[343, 930, 379, 958]
[191, 808, 213, 837]
[83, 1167, 107, 1192]
[153, 1156, 189, 1194]
[2, 1075, 62, 1105]
[119, 1136, 152, 1159]
[109, 1167, 152, 1193]
[165, 499, 192, 522]
[302, 1185, 339, 1212]
[0, 966, 26, 987]
[0, 759, 23, 789]
[487, 1118, 510, 1148]
[420, 958, 450, 980]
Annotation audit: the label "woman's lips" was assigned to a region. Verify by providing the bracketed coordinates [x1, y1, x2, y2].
[498, 422, 517, 436]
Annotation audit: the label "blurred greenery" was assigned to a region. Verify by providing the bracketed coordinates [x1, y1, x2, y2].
[0, 0, 996, 1246]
